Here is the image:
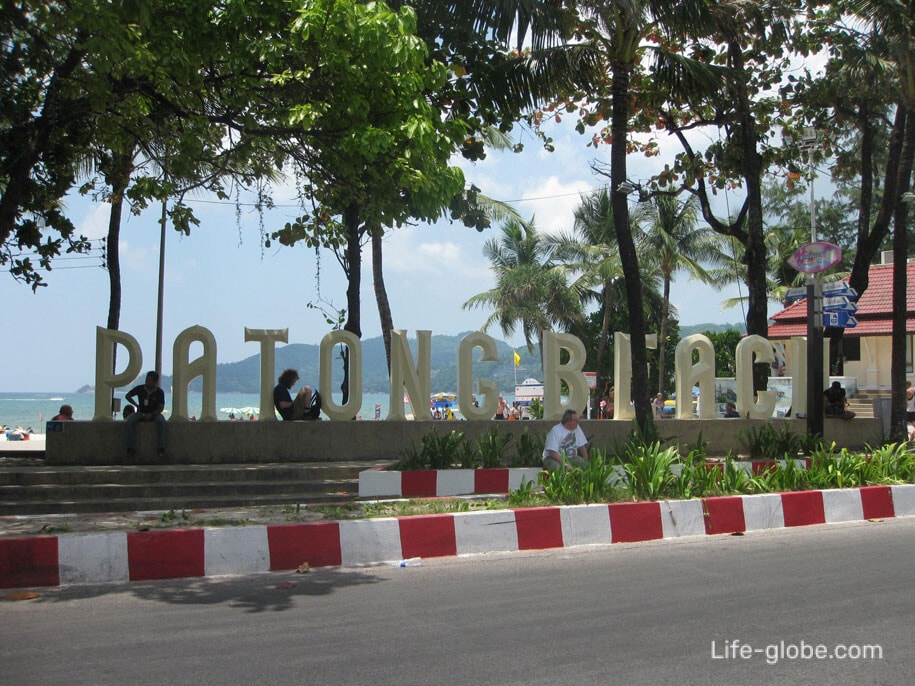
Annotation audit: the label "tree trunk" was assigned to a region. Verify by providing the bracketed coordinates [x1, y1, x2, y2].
[890, 107, 914, 442]
[849, 106, 907, 298]
[104, 149, 134, 414]
[341, 203, 363, 404]
[595, 284, 612, 395]
[610, 61, 651, 428]
[728, 38, 769, 393]
[658, 274, 671, 394]
[372, 229, 393, 373]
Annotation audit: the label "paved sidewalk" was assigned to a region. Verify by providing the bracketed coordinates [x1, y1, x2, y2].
[0, 503, 329, 538]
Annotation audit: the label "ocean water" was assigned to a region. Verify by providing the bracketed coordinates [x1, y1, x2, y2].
[0, 391, 421, 430]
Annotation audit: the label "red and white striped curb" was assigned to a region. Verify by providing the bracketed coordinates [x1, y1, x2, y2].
[359, 467, 543, 498]
[2, 483, 913, 589]
[358, 461, 810, 498]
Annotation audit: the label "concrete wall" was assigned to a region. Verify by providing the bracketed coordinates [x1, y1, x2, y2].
[45, 417, 885, 466]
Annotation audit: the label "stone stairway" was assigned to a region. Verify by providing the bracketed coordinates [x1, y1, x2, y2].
[847, 389, 893, 419]
[0, 459, 390, 516]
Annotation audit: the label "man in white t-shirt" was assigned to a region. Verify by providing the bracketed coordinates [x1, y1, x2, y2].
[542, 409, 589, 471]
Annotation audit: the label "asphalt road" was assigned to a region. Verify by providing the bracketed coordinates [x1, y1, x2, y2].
[3, 519, 913, 686]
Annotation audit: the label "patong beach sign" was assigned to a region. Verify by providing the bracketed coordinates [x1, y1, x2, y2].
[94, 327, 825, 422]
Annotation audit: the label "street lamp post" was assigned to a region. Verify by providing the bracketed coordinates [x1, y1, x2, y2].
[802, 128, 824, 436]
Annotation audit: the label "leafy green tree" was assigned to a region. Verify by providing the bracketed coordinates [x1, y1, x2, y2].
[703, 329, 743, 379]
[655, 1, 806, 396]
[797, 0, 915, 439]
[1, 0, 280, 288]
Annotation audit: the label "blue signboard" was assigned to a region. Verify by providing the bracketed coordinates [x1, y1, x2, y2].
[823, 296, 859, 313]
[784, 286, 808, 303]
[822, 282, 857, 299]
[824, 311, 858, 328]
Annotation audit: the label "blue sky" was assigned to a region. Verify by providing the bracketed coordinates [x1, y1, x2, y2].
[1, 122, 757, 392]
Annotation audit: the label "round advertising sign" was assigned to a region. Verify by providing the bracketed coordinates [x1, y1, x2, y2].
[787, 241, 843, 274]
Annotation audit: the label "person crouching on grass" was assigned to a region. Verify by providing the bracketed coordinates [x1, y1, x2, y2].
[542, 409, 590, 472]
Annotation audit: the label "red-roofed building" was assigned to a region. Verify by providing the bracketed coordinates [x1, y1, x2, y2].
[767, 258, 915, 389]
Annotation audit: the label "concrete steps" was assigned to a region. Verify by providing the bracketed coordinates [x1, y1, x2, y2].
[847, 390, 893, 419]
[0, 460, 390, 516]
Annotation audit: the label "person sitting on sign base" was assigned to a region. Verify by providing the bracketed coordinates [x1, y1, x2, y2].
[824, 381, 855, 419]
[51, 404, 74, 421]
[274, 368, 318, 420]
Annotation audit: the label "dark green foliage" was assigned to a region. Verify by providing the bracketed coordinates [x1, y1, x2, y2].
[475, 427, 513, 469]
[538, 450, 622, 504]
[738, 423, 814, 459]
[510, 427, 546, 468]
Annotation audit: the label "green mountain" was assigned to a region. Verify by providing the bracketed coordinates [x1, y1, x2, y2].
[680, 322, 746, 337]
[167, 332, 543, 394]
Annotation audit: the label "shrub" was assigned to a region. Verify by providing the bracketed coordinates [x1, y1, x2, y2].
[619, 441, 679, 500]
[392, 430, 468, 470]
[739, 423, 810, 459]
[511, 427, 545, 468]
[476, 427, 513, 468]
[539, 450, 622, 504]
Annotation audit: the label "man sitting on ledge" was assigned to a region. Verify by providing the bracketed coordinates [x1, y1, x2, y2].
[125, 370, 167, 457]
[824, 381, 856, 420]
[274, 368, 318, 420]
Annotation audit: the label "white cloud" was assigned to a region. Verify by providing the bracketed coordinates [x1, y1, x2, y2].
[76, 202, 112, 240]
[516, 175, 595, 236]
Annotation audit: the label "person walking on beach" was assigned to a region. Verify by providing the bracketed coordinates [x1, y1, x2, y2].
[125, 371, 167, 457]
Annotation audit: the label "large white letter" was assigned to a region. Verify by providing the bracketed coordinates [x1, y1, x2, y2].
[171, 326, 218, 421]
[543, 332, 589, 421]
[736, 335, 776, 418]
[320, 330, 363, 421]
[674, 334, 717, 419]
[387, 330, 431, 421]
[612, 332, 658, 420]
[457, 332, 499, 420]
[244, 328, 288, 421]
[94, 327, 143, 421]
[788, 336, 829, 417]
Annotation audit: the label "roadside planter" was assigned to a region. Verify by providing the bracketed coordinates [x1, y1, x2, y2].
[358, 460, 811, 499]
[359, 467, 542, 498]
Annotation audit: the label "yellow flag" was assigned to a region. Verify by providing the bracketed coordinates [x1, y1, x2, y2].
[513, 350, 521, 366]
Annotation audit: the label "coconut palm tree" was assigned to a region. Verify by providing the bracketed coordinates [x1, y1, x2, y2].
[573, 0, 721, 428]
[635, 194, 721, 393]
[463, 218, 584, 365]
[547, 187, 624, 394]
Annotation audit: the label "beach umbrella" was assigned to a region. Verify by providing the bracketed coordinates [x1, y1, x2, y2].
[430, 392, 456, 409]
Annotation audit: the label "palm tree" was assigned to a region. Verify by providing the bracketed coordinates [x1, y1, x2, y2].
[547, 187, 624, 396]
[463, 218, 583, 365]
[574, 0, 720, 428]
[635, 195, 720, 393]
